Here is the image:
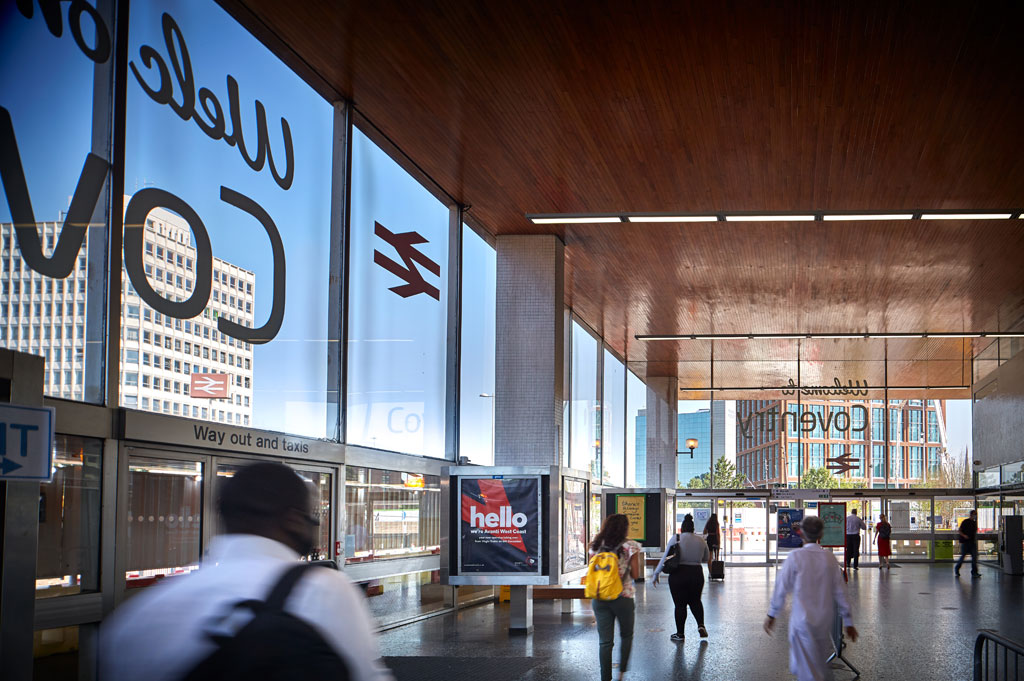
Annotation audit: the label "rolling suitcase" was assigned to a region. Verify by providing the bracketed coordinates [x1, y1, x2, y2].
[709, 560, 725, 581]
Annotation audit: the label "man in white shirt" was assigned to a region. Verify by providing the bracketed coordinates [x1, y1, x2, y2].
[100, 462, 395, 681]
[764, 515, 858, 681]
[843, 508, 866, 570]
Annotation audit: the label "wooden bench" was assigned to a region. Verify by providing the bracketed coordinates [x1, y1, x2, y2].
[531, 585, 587, 613]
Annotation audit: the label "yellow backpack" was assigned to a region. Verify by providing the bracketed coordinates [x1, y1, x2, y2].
[584, 549, 623, 600]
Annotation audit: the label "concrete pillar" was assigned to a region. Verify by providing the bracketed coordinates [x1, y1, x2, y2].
[645, 377, 678, 488]
[494, 235, 565, 467]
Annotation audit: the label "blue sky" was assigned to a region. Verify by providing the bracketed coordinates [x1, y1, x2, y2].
[1, 0, 496, 449]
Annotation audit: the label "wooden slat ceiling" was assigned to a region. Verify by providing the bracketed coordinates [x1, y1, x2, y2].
[235, 1, 1024, 396]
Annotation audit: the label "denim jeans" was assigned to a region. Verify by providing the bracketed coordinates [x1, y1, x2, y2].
[955, 541, 979, 574]
[592, 596, 635, 681]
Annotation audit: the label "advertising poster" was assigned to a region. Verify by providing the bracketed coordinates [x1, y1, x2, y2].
[616, 494, 646, 541]
[818, 502, 847, 547]
[459, 477, 541, 574]
[777, 508, 805, 549]
[935, 539, 955, 560]
[693, 508, 711, 533]
[562, 478, 588, 572]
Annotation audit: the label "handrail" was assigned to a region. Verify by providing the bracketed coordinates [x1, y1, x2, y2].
[974, 629, 1024, 681]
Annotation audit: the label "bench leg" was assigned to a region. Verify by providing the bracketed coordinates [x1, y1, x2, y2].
[561, 597, 575, 614]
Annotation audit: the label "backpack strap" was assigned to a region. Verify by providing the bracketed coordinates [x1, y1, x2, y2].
[265, 562, 320, 611]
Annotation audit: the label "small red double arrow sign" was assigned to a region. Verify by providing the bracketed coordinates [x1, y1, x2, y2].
[826, 453, 859, 474]
[190, 373, 229, 398]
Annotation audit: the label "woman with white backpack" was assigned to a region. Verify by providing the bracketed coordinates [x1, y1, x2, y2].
[586, 513, 642, 681]
[652, 514, 710, 643]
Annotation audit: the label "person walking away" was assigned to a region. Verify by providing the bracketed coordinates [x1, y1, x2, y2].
[653, 514, 710, 642]
[764, 515, 858, 681]
[101, 462, 394, 681]
[588, 514, 642, 681]
[954, 509, 981, 578]
[703, 513, 721, 563]
[844, 508, 866, 570]
[874, 514, 892, 569]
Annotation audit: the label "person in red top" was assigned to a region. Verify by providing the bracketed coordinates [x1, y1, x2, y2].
[874, 513, 892, 569]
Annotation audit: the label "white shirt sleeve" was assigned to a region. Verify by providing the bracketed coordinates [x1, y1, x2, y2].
[290, 570, 396, 681]
[651, 534, 678, 579]
[767, 553, 796, 619]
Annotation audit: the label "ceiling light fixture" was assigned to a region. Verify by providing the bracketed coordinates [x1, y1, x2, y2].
[529, 216, 621, 224]
[626, 215, 719, 223]
[725, 215, 816, 222]
[919, 213, 1012, 220]
[822, 214, 914, 221]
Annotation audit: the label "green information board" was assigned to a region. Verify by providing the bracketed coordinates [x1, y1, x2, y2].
[818, 502, 847, 548]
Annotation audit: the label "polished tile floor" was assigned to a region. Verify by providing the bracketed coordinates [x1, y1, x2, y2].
[379, 564, 1023, 680]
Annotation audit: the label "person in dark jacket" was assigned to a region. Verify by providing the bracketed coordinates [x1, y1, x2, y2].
[954, 509, 981, 578]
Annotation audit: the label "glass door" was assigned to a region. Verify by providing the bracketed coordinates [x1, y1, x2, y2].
[123, 449, 208, 591]
[720, 499, 770, 565]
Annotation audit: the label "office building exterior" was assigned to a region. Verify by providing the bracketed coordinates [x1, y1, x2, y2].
[2, 204, 255, 425]
[735, 399, 949, 488]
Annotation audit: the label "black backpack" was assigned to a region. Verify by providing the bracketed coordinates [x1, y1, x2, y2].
[661, 534, 681, 574]
[182, 563, 350, 681]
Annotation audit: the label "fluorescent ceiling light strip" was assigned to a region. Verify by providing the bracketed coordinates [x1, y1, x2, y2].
[529, 216, 620, 224]
[822, 214, 914, 221]
[725, 215, 815, 222]
[920, 213, 1011, 220]
[626, 215, 718, 223]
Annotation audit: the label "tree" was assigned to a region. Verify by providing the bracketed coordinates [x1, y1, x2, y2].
[683, 457, 745, 489]
[800, 466, 839, 489]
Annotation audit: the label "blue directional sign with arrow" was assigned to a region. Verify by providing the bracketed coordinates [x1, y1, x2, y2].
[0, 404, 55, 482]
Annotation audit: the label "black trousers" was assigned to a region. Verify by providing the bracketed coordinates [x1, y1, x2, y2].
[668, 565, 705, 634]
[845, 533, 861, 568]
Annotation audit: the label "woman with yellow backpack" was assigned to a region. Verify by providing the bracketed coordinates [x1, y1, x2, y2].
[585, 513, 642, 681]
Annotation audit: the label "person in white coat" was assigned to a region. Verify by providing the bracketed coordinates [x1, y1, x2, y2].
[763, 515, 858, 681]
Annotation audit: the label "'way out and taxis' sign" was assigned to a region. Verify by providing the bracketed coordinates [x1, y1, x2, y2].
[0, 404, 56, 481]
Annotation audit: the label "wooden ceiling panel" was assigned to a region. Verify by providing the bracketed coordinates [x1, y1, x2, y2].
[236, 0, 1024, 387]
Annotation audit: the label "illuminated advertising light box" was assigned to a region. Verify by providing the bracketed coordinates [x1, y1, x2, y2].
[458, 476, 543, 575]
[817, 502, 847, 548]
[562, 477, 588, 573]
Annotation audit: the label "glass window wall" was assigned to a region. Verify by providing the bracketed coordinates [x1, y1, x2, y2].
[569, 320, 599, 476]
[602, 349, 625, 486]
[344, 467, 440, 563]
[122, 0, 335, 437]
[459, 225, 496, 465]
[1, 0, 112, 402]
[346, 128, 450, 456]
[625, 370, 646, 487]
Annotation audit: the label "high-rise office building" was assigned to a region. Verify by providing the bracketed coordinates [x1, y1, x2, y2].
[735, 398, 948, 488]
[1, 202, 255, 425]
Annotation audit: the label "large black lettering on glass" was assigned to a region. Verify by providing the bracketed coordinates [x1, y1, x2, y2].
[0, 107, 109, 278]
[217, 188, 285, 344]
[128, 13, 294, 191]
[16, 0, 112, 64]
[123, 189, 213, 320]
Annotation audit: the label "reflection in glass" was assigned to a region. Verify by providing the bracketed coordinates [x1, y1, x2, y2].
[459, 225, 496, 464]
[36, 436, 102, 598]
[34, 625, 80, 680]
[0, 0, 111, 403]
[344, 467, 440, 563]
[355, 570, 448, 628]
[122, 0, 334, 437]
[625, 370, 646, 487]
[347, 129, 450, 456]
[125, 457, 203, 587]
[602, 350, 625, 486]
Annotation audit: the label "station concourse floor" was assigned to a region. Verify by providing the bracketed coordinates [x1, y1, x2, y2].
[378, 564, 1023, 681]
